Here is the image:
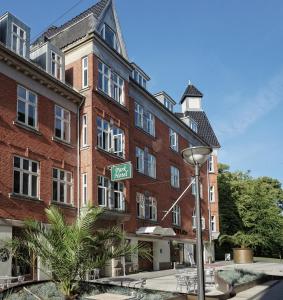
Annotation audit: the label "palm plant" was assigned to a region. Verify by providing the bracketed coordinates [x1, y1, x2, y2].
[219, 231, 264, 249]
[8, 206, 150, 300]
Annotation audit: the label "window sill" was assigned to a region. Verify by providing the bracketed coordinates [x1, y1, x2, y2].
[136, 170, 157, 180]
[9, 193, 43, 203]
[13, 120, 42, 136]
[169, 147, 180, 155]
[96, 146, 126, 161]
[80, 86, 90, 93]
[135, 126, 156, 140]
[52, 136, 75, 149]
[95, 89, 129, 113]
[51, 201, 76, 209]
[80, 145, 90, 151]
[137, 217, 159, 224]
[171, 185, 180, 190]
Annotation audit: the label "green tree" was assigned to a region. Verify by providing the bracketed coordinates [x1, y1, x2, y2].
[9, 206, 150, 300]
[218, 164, 283, 257]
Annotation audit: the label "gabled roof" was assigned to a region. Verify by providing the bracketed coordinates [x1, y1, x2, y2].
[180, 84, 203, 104]
[33, 0, 110, 44]
[176, 111, 220, 148]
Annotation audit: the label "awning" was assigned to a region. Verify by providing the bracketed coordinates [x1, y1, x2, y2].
[136, 226, 176, 237]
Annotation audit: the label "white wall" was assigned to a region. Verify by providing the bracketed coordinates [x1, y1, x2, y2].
[152, 240, 170, 271]
[0, 225, 12, 276]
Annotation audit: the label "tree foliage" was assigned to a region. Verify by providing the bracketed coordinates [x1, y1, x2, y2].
[218, 164, 283, 257]
[8, 206, 150, 300]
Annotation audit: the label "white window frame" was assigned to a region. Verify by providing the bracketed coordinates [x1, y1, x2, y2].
[211, 215, 216, 232]
[208, 155, 214, 173]
[136, 147, 145, 173]
[17, 85, 38, 129]
[100, 23, 120, 52]
[146, 112, 155, 136]
[82, 114, 88, 147]
[148, 196, 157, 221]
[171, 166, 180, 188]
[147, 153, 156, 179]
[97, 117, 125, 157]
[13, 156, 39, 198]
[135, 102, 144, 129]
[82, 56, 88, 88]
[51, 51, 62, 80]
[209, 186, 215, 202]
[169, 128, 178, 151]
[98, 60, 111, 96]
[82, 173, 87, 206]
[173, 205, 181, 226]
[111, 72, 124, 105]
[98, 176, 109, 207]
[11, 23, 26, 57]
[52, 168, 73, 204]
[164, 98, 173, 112]
[192, 210, 205, 230]
[54, 105, 70, 143]
[113, 181, 125, 211]
[136, 192, 145, 218]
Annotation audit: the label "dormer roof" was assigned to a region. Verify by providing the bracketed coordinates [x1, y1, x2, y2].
[180, 84, 203, 104]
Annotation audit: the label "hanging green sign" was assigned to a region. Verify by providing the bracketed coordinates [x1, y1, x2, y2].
[111, 162, 132, 181]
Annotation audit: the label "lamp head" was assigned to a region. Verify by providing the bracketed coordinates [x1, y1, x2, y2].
[181, 146, 212, 166]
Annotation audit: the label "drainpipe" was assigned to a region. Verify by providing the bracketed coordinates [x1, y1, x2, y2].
[77, 98, 85, 218]
[207, 157, 212, 263]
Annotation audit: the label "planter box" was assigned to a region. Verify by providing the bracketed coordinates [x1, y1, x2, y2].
[233, 248, 253, 264]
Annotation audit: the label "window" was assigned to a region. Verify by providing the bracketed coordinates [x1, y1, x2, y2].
[187, 117, 198, 133]
[164, 98, 174, 112]
[211, 215, 216, 232]
[97, 117, 125, 157]
[82, 173, 87, 206]
[147, 153, 156, 178]
[98, 61, 124, 105]
[192, 210, 205, 230]
[51, 51, 62, 80]
[136, 193, 157, 221]
[98, 176, 108, 207]
[13, 156, 39, 198]
[134, 102, 155, 136]
[82, 114, 88, 147]
[97, 176, 125, 210]
[208, 155, 214, 173]
[209, 186, 215, 202]
[135, 102, 143, 128]
[136, 147, 156, 178]
[173, 205, 181, 226]
[17, 86, 37, 129]
[12, 23, 26, 56]
[136, 192, 145, 218]
[82, 57, 88, 88]
[52, 168, 73, 204]
[132, 69, 147, 89]
[171, 166, 180, 188]
[54, 105, 70, 142]
[100, 24, 120, 52]
[169, 128, 178, 151]
[111, 73, 124, 104]
[136, 147, 144, 173]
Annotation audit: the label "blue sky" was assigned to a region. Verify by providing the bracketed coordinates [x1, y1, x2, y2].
[2, 0, 283, 183]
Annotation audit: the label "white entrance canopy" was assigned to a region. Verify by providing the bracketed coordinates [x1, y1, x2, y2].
[136, 226, 176, 237]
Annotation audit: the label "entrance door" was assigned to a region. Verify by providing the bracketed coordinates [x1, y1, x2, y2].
[138, 241, 153, 271]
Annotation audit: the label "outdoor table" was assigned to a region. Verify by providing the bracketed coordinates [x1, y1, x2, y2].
[85, 293, 135, 300]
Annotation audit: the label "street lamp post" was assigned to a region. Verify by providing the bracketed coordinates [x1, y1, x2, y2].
[181, 146, 212, 300]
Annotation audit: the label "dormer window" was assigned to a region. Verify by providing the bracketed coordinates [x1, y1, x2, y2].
[182, 116, 198, 133]
[12, 23, 26, 57]
[100, 24, 120, 52]
[164, 97, 174, 112]
[132, 70, 147, 89]
[51, 51, 62, 80]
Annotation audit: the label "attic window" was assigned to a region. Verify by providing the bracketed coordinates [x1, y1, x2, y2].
[164, 97, 174, 112]
[11, 23, 26, 57]
[51, 51, 62, 80]
[132, 69, 147, 89]
[100, 24, 120, 53]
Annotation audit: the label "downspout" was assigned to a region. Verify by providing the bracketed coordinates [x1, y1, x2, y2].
[77, 98, 85, 217]
[207, 157, 212, 262]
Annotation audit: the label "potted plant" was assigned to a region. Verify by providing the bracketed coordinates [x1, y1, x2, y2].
[219, 231, 263, 264]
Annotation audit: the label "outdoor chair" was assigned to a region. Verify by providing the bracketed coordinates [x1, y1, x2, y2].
[175, 274, 189, 293]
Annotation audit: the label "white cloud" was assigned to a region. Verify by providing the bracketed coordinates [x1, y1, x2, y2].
[215, 70, 283, 138]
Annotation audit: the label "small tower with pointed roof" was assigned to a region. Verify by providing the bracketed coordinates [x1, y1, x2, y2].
[180, 83, 203, 113]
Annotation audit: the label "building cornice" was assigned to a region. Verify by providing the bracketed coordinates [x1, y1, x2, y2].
[0, 43, 84, 104]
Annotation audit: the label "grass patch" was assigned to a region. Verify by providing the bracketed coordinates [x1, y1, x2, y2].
[217, 268, 266, 286]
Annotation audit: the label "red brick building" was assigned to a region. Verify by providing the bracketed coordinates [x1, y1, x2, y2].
[0, 0, 220, 278]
